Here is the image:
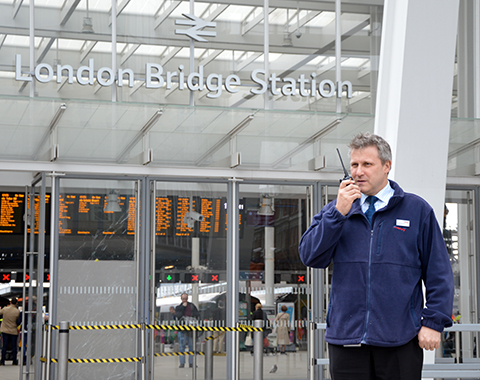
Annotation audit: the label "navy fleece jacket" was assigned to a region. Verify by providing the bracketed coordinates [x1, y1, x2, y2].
[299, 180, 454, 347]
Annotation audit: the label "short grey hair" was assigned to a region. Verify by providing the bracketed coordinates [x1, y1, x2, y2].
[348, 132, 392, 164]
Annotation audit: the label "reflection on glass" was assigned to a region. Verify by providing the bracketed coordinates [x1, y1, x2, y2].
[153, 181, 228, 379]
[443, 191, 477, 361]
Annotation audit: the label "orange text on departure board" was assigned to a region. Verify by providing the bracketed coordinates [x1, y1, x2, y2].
[176, 197, 194, 236]
[0, 193, 25, 233]
[156, 197, 172, 236]
[199, 198, 213, 233]
[58, 194, 76, 234]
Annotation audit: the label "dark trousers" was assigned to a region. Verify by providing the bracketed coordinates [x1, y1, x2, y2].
[1, 333, 18, 364]
[328, 337, 423, 380]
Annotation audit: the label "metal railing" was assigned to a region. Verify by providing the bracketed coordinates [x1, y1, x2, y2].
[48, 321, 263, 380]
[311, 323, 480, 379]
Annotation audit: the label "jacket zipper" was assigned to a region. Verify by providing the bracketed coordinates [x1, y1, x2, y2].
[361, 227, 374, 344]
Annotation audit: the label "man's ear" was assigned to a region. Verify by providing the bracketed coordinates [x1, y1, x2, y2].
[384, 160, 392, 175]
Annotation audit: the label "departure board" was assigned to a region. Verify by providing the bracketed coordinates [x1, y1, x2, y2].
[126, 196, 136, 235]
[156, 197, 172, 236]
[27, 194, 51, 234]
[0, 193, 25, 234]
[176, 197, 194, 236]
[199, 198, 213, 233]
[0, 192, 244, 238]
[58, 194, 136, 235]
[59, 194, 77, 234]
[77, 194, 102, 234]
[151, 195, 235, 238]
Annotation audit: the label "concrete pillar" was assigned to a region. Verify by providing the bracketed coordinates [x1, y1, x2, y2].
[264, 226, 275, 308]
[457, 0, 480, 118]
[374, 0, 459, 221]
[374, 0, 460, 375]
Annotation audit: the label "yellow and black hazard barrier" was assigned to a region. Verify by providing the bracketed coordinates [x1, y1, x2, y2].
[51, 323, 262, 332]
[41, 351, 205, 364]
[154, 351, 204, 358]
[205, 331, 226, 341]
[69, 357, 142, 364]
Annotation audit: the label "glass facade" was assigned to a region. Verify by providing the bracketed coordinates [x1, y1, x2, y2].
[0, 1, 480, 380]
[1, 0, 379, 113]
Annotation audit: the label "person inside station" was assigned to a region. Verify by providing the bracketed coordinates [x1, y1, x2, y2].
[0, 298, 20, 366]
[274, 305, 290, 355]
[175, 292, 199, 368]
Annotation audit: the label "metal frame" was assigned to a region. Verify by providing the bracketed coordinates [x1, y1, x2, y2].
[37, 170, 480, 380]
[226, 178, 240, 380]
[45, 173, 146, 379]
[21, 173, 47, 380]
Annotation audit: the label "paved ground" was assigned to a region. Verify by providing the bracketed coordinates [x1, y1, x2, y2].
[0, 351, 311, 380]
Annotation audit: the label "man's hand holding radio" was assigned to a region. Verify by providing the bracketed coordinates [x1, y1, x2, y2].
[336, 179, 361, 216]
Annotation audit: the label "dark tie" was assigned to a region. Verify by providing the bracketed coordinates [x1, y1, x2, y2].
[365, 196, 378, 224]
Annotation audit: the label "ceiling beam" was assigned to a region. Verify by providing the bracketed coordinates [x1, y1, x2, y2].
[160, 47, 182, 66]
[271, 118, 342, 169]
[287, 10, 322, 34]
[242, 8, 275, 35]
[121, 43, 141, 66]
[36, 37, 56, 64]
[109, 0, 131, 26]
[0, 34, 6, 50]
[13, 0, 24, 19]
[279, 17, 370, 77]
[80, 40, 97, 63]
[154, 1, 181, 30]
[116, 110, 163, 163]
[200, 49, 224, 67]
[200, 4, 230, 21]
[32, 103, 67, 161]
[196, 114, 255, 166]
[235, 52, 262, 72]
[60, 0, 81, 26]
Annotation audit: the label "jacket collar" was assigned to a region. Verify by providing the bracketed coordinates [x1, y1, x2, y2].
[348, 179, 404, 216]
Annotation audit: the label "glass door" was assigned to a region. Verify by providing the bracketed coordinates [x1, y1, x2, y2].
[443, 189, 478, 361]
[150, 180, 228, 380]
[237, 183, 311, 380]
[21, 173, 49, 380]
[52, 177, 141, 380]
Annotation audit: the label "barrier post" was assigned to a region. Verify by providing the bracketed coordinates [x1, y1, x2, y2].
[308, 321, 315, 380]
[253, 319, 263, 380]
[192, 328, 197, 380]
[205, 321, 214, 380]
[141, 323, 146, 380]
[57, 321, 69, 380]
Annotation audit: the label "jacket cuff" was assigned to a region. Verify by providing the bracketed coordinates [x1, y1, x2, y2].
[421, 314, 453, 333]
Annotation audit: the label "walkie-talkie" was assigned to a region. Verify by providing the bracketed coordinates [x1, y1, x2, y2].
[336, 148, 353, 182]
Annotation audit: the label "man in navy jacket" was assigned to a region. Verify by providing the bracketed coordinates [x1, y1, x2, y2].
[299, 132, 453, 380]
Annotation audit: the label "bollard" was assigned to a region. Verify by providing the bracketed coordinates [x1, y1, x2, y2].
[57, 321, 69, 380]
[253, 319, 263, 380]
[192, 329, 197, 380]
[141, 323, 146, 380]
[205, 322, 214, 380]
[308, 321, 314, 380]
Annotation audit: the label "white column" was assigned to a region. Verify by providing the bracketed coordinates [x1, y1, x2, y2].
[374, 0, 460, 376]
[264, 226, 275, 308]
[375, 0, 459, 221]
[457, 1, 480, 118]
[192, 237, 200, 308]
[458, 204, 473, 357]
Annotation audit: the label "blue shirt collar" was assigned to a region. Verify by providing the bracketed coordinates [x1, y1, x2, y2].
[361, 182, 394, 211]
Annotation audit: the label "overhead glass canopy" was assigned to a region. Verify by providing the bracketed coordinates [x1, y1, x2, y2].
[0, 96, 477, 176]
[0, 96, 375, 171]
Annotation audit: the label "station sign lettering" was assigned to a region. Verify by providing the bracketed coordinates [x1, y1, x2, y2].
[15, 55, 353, 100]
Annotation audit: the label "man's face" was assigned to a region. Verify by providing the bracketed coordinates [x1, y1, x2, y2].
[350, 146, 391, 196]
[181, 294, 188, 303]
